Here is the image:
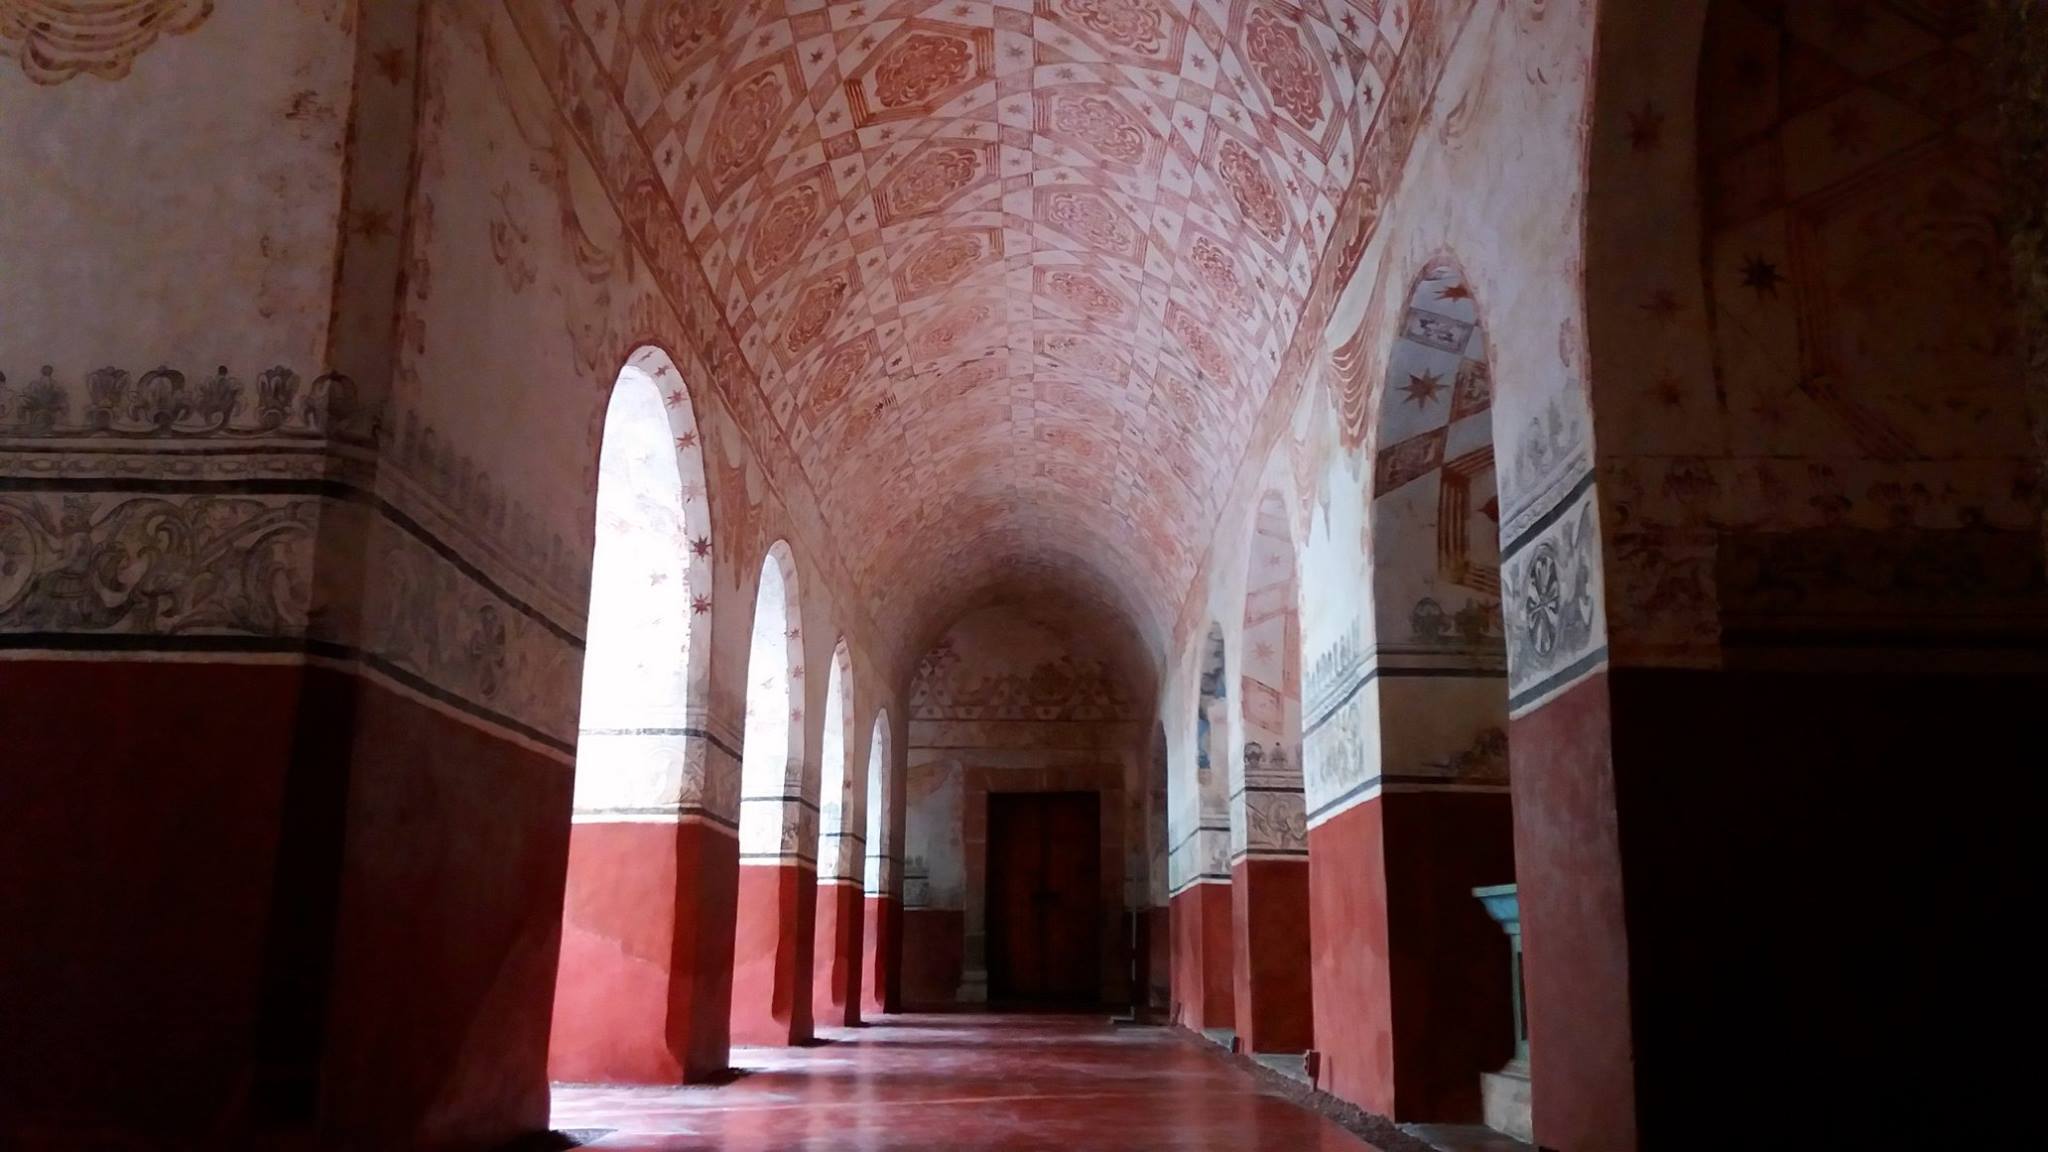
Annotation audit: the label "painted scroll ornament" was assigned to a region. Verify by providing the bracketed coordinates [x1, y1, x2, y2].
[2, 0, 213, 84]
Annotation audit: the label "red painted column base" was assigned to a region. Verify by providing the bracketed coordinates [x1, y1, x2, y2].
[1168, 882, 1235, 1031]
[811, 879, 866, 1028]
[860, 894, 900, 1016]
[1231, 857, 1315, 1054]
[730, 863, 818, 1047]
[548, 817, 742, 1083]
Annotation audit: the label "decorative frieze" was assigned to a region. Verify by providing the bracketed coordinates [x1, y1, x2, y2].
[1, 360, 594, 753]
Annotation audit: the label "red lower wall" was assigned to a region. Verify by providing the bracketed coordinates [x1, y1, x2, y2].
[0, 660, 312, 1144]
[550, 821, 683, 1082]
[1507, 672, 1635, 1152]
[811, 879, 865, 1027]
[1304, 792, 1513, 1121]
[1604, 665, 2040, 1147]
[730, 863, 817, 1046]
[1143, 905, 1171, 1012]
[1168, 882, 1234, 1031]
[548, 818, 740, 1083]
[1307, 801, 1395, 1113]
[317, 679, 572, 1150]
[1382, 792, 1516, 1121]
[899, 908, 964, 1006]
[861, 894, 901, 1015]
[1231, 858, 1314, 1053]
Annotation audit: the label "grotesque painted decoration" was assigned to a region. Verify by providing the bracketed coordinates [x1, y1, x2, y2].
[1, 0, 212, 84]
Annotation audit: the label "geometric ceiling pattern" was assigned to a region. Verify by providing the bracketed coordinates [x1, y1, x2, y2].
[584, 0, 1417, 638]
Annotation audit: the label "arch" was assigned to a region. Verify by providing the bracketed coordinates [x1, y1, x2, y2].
[731, 539, 816, 1046]
[1196, 622, 1230, 800]
[863, 709, 892, 899]
[812, 639, 865, 1027]
[815, 640, 857, 880]
[572, 347, 714, 811]
[550, 345, 715, 1083]
[738, 540, 806, 862]
[1370, 258, 1508, 692]
[860, 708, 896, 1018]
[1227, 489, 1313, 1055]
[1235, 490, 1307, 858]
[1344, 258, 1518, 1122]
[1170, 622, 1236, 1032]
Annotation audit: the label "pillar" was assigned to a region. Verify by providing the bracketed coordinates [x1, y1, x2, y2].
[549, 802, 741, 1083]
[812, 875, 866, 1027]
[1302, 677, 1519, 1122]
[1228, 744, 1314, 1054]
[730, 857, 818, 1046]
[1169, 879, 1234, 1031]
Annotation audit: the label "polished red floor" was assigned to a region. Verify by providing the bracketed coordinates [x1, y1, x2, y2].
[550, 1013, 1380, 1151]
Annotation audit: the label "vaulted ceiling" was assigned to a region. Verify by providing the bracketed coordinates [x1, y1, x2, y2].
[624, 0, 1408, 642]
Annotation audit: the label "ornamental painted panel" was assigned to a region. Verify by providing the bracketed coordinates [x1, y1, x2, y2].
[523, 0, 1476, 642]
[0, 0, 212, 84]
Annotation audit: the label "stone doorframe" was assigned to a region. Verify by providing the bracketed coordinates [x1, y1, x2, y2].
[955, 762, 1127, 1005]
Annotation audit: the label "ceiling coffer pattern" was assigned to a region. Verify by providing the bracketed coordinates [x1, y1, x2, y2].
[574, 0, 1428, 631]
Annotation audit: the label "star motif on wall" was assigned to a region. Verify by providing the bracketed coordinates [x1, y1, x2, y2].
[1653, 370, 1686, 408]
[665, 389, 686, 408]
[791, 665, 805, 681]
[1626, 102, 1665, 152]
[1640, 288, 1680, 322]
[690, 536, 712, 558]
[691, 594, 712, 616]
[372, 46, 407, 85]
[675, 430, 699, 450]
[1400, 370, 1446, 407]
[1436, 281, 1472, 302]
[352, 206, 393, 242]
[1739, 255, 1784, 298]
[1253, 640, 1275, 663]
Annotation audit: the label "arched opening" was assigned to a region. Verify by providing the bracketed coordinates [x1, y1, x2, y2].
[1171, 623, 1236, 1034]
[1229, 492, 1314, 1058]
[1356, 260, 1519, 1124]
[860, 709, 897, 1017]
[549, 346, 712, 1084]
[731, 541, 814, 1046]
[812, 640, 864, 1027]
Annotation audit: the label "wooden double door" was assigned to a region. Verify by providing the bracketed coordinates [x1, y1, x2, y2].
[986, 791, 1102, 1006]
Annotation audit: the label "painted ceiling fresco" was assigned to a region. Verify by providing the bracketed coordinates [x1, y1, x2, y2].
[589, 0, 1421, 631]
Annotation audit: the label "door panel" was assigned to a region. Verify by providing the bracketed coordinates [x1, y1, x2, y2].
[986, 792, 1101, 1005]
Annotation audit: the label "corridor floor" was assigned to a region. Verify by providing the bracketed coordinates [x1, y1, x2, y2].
[549, 1013, 1379, 1151]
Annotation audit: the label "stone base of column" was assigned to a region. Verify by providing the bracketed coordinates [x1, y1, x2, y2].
[1481, 1060, 1533, 1142]
[956, 967, 989, 1003]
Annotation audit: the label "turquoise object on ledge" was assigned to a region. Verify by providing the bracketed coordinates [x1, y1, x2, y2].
[1472, 883, 1527, 1064]
[1473, 883, 1520, 934]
